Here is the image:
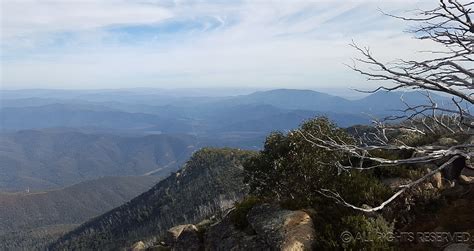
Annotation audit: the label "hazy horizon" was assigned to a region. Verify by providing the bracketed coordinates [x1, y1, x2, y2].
[2, 0, 439, 90]
[1, 86, 375, 100]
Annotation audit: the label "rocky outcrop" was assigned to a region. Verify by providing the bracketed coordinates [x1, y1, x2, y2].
[442, 157, 466, 181]
[154, 204, 316, 251]
[382, 177, 413, 190]
[130, 241, 146, 251]
[444, 243, 473, 251]
[247, 204, 316, 250]
[459, 167, 474, 184]
[205, 216, 270, 250]
[437, 137, 459, 146]
[458, 135, 474, 184]
[431, 171, 443, 189]
[165, 225, 191, 245]
[165, 225, 201, 251]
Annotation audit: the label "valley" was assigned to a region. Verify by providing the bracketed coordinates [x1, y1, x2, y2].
[0, 130, 197, 191]
[0, 176, 159, 250]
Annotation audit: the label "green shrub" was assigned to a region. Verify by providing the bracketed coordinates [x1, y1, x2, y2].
[244, 118, 351, 205]
[339, 215, 394, 250]
[244, 117, 390, 209]
[312, 207, 394, 250]
[230, 196, 262, 230]
[395, 131, 440, 147]
[243, 117, 397, 249]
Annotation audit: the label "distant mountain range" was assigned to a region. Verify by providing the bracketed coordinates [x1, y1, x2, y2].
[0, 89, 453, 190]
[0, 176, 159, 250]
[1, 89, 452, 134]
[0, 104, 193, 132]
[0, 89, 454, 192]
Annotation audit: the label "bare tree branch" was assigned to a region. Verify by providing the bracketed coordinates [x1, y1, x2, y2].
[318, 155, 462, 212]
[305, 0, 473, 212]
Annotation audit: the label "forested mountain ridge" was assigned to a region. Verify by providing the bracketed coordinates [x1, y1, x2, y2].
[50, 148, 254, 250]
[0, 130, 197, 191]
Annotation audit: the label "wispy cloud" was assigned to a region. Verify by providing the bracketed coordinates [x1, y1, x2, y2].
[1, 0, 439, 89]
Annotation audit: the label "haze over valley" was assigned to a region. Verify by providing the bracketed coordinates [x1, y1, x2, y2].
[0, 88, 451, 191]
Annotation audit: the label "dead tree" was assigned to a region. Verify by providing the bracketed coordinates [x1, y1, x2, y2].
[302, 0, 473, 212]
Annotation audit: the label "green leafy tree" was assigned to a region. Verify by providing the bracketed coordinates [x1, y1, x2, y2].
[244, 117, 389, 208]
[243, 117, 393, 249]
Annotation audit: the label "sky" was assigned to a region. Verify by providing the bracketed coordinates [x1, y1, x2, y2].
[1, 0, 440, 90]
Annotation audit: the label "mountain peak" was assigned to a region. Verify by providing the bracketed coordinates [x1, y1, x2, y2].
[251, 88, 336, 97]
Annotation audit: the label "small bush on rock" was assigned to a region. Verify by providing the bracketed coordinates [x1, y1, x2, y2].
[230, 196, 262, 230]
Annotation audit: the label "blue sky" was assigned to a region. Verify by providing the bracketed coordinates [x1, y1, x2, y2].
[1, 0, 439, 90]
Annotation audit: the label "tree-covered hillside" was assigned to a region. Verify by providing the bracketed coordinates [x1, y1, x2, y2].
[0, 176, 159, 250]
[0, 130, 197, 191]
[50, 148, 255, 250]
